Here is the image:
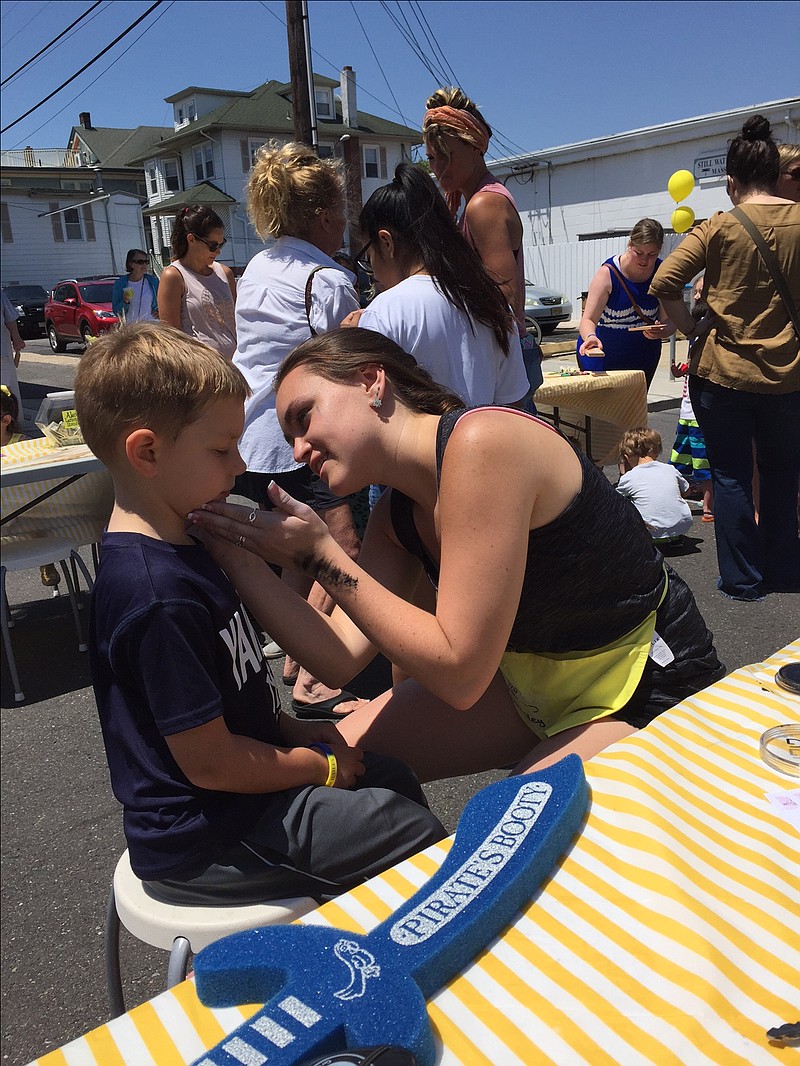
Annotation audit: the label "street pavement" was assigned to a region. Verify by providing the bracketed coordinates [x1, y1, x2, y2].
[2, 334, 798, 1064]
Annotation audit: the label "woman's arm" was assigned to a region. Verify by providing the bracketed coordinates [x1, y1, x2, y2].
[578, 266, 613, 354]
[220, 264, 237, 309]
[148, 274, 160, 318]
[464, 192, 524, 324]
[193, 493, 426, 688]
[111, 276, 126, 318]
[194, 413, 578, 709]
[157, 265, 184, 330]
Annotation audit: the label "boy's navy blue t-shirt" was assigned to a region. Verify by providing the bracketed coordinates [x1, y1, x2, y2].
[89, 531, 282, 880]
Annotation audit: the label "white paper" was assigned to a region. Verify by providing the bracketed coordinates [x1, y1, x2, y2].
[765, 789, 800, 833]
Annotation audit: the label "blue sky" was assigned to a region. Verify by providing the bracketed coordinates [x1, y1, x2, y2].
[1, 0, 799, 157]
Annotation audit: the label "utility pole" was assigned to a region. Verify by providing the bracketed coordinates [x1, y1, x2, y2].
[285, 0, 317, 151]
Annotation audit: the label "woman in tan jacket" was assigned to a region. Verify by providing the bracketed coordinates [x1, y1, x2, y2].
[650, 114, 799, 601]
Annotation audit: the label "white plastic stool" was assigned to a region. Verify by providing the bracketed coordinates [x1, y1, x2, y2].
[105, 850, 318, 1017]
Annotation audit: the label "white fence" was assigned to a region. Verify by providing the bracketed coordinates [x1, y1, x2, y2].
[1, 149, 84, 168]
[521, 232, 686, 313]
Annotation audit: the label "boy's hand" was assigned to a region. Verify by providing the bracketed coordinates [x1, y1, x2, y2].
[329, 742, 366, 789]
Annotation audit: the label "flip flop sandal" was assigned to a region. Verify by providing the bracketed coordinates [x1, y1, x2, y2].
[702, 513, 714, 522]
[290, 690, 359, 720]
[282, 673, 299, 687]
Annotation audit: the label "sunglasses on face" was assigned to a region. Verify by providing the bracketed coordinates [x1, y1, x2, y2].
[131, 258, 148, 265]
[192, 234, 226, 252]
[354, 240, 373, 275]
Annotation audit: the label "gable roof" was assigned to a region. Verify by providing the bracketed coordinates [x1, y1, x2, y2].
[126, 78, 420, 163]
[141, 181, 236, 216]
[69, 124, 173, 169]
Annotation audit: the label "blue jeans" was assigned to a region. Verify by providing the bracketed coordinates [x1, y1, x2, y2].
[689, 377, 800, 599]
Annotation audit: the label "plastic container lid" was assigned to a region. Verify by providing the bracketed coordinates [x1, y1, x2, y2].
[759, 724, 800, 778]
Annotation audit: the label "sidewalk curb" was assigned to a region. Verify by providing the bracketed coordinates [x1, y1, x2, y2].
[648, 398, 681, 413]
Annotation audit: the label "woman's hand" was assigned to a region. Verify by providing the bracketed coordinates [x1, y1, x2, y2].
[578, 334, 604, 357]
[340, 309, 365, 328]
[642, 321, 667, 340]
[188, 483, 332, 573]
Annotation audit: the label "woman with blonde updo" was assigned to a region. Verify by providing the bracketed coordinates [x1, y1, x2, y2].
[776, 143, 800, 201]
[233, 141, 362, 718]
[422, 87, 540, 401]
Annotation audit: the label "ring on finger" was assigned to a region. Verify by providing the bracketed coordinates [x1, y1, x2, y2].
[237, 534, 246, 549]
[248, 509, 258, 524]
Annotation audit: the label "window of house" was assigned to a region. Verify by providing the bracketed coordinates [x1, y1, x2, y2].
[194, 143, 214, 182]
[63, 207, 83, 240]
[314, 88, 333, 118]
[1, 202, 12, 243]
[363, 145, 387, 180]
[317, 144, 333, 159]
[187, 101, 196, 122]
[164, 159, 180, 192]
[177, 107, 184, 125]
[148, 166, 158, 195]
[244, 139, 266, 169]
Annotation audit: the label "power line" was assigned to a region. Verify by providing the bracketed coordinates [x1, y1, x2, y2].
[380, 1, 445, 85]
[8, 1, 174, 148]
[1, 0, 53, 50]
[410, 1, 459, 86]
[348, 0, 410, 126]
[256, 1, 411, 125]
[2, 1, 104, 88]
[3, 2, 111, 92]
[1, 0, 164, 135]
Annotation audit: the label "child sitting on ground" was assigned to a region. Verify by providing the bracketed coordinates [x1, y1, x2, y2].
[617, 427, 693, 543]
[74, 322, 444, 903]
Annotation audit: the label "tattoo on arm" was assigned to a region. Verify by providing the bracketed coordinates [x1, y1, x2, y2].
[301, 555, 358, 590]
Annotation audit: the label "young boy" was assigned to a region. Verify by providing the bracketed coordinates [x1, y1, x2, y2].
[75, 322, 444, 903]
[617, 427, 693, 543]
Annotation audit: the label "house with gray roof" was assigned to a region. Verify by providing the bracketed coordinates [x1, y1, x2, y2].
[129, 69, 421, 269]
[1, 112, 170, 290]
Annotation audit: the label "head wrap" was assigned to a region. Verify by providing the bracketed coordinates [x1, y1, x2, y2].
[422, 106, 491, 216]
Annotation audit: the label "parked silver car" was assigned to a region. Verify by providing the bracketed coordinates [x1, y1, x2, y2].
[524, 283, 573, 335]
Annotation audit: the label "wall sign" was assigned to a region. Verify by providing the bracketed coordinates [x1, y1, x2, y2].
[694, 153, 727, 178]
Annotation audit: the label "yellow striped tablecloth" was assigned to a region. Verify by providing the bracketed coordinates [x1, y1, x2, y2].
[1, 438, 112, 545]
[31, 642, 800, 1066]
[537, 369, 648, 465]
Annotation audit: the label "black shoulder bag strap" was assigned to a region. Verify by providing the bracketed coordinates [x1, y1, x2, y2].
[730, 205, 800, 341]
[304, 266, 327, 336]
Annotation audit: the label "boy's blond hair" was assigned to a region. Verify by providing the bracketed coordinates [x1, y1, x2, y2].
[74, 322, 249, 464]
[619, 426, 662, 463]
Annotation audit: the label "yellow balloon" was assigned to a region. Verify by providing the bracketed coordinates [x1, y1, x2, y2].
[672, 206, 695, 234]
[668, 169, 695, 203]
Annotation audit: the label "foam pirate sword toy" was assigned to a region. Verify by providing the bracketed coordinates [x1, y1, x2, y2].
[192, 754, 589, 1066]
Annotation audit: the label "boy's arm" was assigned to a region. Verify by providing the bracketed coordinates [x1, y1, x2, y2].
[166, 716, 365, 792]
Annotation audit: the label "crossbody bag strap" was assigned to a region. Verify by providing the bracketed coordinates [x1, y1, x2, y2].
[606, 261, 652, 324]
[730, 205, 800, 340]
[304, 265, 328, 337]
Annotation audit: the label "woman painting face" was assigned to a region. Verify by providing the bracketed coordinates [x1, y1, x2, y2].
[277, 365, 378, 496]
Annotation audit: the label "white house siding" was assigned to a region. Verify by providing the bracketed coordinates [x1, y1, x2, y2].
[1, 192, 144, 289]
[491, 98, 800, 311]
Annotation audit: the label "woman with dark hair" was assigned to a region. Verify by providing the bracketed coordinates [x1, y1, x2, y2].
[351, 163, 529, 408]
[158, 205, 237, 359]
[651, 114, 800, 601]
[578, 219, 674, 386]
[112, 248, 159, 324]
[188, 326, 724, 782]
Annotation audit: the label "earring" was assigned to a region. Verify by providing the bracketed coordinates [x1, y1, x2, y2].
[371, 395, 382, 410]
